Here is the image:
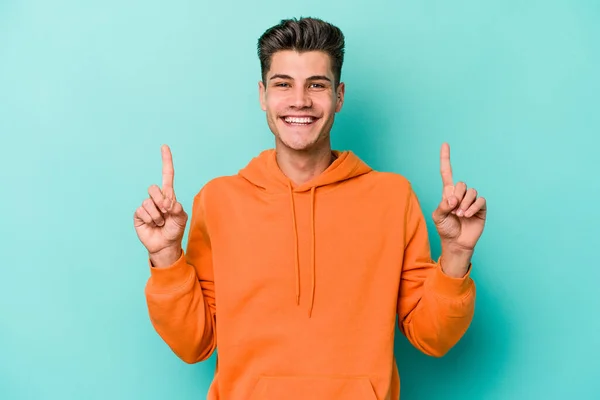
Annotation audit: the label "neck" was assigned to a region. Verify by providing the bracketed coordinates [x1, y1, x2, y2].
[275, 143, 336, 186]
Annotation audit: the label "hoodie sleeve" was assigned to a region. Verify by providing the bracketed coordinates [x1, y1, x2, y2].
[144, 189, 217, 364]
[397, 187, 475, 357]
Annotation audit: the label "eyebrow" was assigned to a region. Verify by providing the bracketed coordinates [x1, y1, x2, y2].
[269, 74, 332, 82]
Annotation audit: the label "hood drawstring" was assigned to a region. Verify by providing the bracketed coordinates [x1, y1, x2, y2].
[309, 186, 316, 317]
[288, 182, 300, 305]
[287, 182, 317, 318]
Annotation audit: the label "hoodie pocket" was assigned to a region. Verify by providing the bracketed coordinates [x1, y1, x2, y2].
[249, 375, 378, 400]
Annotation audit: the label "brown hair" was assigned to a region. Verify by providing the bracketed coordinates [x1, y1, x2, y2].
[257, 17, 345, 86]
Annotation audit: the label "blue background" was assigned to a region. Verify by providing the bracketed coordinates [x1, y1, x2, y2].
[1, 0, 599, 398]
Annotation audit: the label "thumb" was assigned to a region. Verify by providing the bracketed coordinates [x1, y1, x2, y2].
[433, 195, 458, 224]
[167, 200, 188, 226]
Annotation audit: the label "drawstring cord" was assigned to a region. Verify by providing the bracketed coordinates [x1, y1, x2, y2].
[287, 183, 317, 317]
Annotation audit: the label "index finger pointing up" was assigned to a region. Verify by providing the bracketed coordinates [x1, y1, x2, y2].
[440, 142, 454, 188]
[161, 144, 175, 199]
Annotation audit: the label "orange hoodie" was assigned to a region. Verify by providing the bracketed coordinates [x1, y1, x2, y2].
[145, 149, 475, 400]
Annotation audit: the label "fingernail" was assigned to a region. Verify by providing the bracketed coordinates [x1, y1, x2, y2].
[457, 209, 464, 217]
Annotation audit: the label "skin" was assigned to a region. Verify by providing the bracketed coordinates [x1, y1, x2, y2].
[433, 143, 487, 277]
[258, 50, 345, 186]
[134, 144, 187, 268]
[134, 50, 487, 277]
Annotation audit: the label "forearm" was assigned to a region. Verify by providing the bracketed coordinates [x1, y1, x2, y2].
[145, 252, 217, 363]
[400, 265, 475, 357]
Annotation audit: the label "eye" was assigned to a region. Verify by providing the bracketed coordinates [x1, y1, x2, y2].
[275, 82, 290, 88]
[310, 83, 325, 88]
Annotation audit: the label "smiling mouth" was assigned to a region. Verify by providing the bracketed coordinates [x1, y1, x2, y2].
[281, 116, 318, 126]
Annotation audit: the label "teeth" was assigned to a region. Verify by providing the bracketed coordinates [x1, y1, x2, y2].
[284, 116, 314, 124]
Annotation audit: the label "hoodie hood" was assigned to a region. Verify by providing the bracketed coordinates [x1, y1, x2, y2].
[238, 149, 372, 317]
[239, 149, 372, 193]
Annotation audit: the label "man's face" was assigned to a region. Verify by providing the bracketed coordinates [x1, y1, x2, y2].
[259, 50, 345, 152]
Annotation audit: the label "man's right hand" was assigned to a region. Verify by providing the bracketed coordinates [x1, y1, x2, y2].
[134, 144, 188, 267]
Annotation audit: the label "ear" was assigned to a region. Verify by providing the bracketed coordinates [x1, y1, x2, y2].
[258, 80, 267, 111]
[335, 82, 345, 113]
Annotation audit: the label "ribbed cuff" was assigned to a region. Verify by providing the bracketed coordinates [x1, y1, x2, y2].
[147, 250, 194, 293]
[429, 260, 474, 299]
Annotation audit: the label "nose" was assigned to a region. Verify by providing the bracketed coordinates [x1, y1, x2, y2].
[290, 86, 312, 109]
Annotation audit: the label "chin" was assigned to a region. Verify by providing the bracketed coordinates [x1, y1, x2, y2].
[277, 136, 318, 152]
[274, 125, 318, 149]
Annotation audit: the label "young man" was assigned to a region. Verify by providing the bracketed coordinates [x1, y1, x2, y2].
[134, 17, 486, 400]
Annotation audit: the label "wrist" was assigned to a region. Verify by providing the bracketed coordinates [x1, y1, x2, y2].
[440, 243, 473, 278]
[149, 245, 182, 268]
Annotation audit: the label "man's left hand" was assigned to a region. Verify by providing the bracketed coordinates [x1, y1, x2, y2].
[432, 143, 487, 277]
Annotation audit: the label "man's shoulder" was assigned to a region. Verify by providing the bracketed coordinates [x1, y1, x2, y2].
[193, 174, 246, 199]
[362, 170, 414, 194]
